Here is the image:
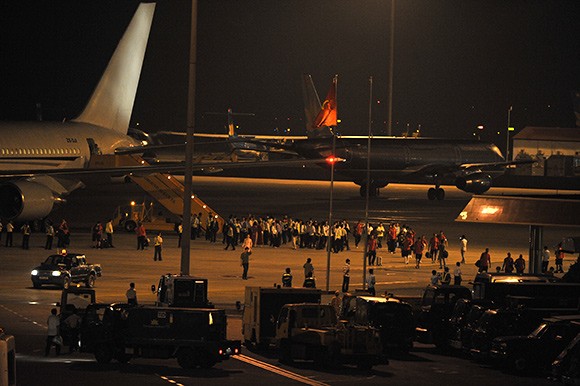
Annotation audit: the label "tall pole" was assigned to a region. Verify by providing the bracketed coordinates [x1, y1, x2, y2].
[386, 0, 395, 136]
[181, 0, 198, 275]
[363, 76, 373, 289]
[325, 75, 338, 291]
[506, 106, 512, 161]
[325, 132, 336, 291]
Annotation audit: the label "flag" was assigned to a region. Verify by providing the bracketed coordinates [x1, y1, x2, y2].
[313, 76, 338, 128]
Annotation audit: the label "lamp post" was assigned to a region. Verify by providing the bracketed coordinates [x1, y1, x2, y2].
[362, 76, 373, 290]
[325, 133, 337, 291]
[506, 106, 513, 161]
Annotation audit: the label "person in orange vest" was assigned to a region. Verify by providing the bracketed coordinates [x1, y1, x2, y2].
[429, 233, 440, 263]
[367, 235, 378, 266]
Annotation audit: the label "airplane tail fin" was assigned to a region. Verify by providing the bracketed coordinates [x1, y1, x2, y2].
[73, 3, 156, 134]
[302, 75, 337, 138]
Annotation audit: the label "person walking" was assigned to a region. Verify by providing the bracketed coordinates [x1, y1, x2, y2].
[240, 247, 251, 280]
[555, 245, 564, 273]
[438, 244, 448, 269]
[366, 269, 376, 296]
[45, 308, 61, 356]
[282, 267, 293, 287]
[224, 224, 236, 250]
[515, 254, 526, 273]
[367, 235, 378, 266]
[428, 233, 439, 263]
[136, 222, 147, 250]
[126, 282, 138, 305]
[153, 232, 163, 261]
[441, 266, 452, 285]
[303, 258, 314, 280]
[45, 221, 55, 250]
[342, 258, 351, 293]
[477, 248, 491, 273]
[242, 233, 253, 252]
[105, 219, 114, 247]
[5, 221, 13, 247]
[460, 235, 468, 263]
[502, 252, 515, 273]
[453, 262, 462, 285]
[542, 246, 550, 273]
[21, 222, 31, 250]
[177, 222, 183, 248]
[414, 235, 427, 269]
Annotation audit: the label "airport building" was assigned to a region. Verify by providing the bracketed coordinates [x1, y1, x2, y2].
[511, 126, 580, 177]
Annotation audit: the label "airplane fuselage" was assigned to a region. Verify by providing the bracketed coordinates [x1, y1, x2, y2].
[0, 121, 139, 171]
[294, 136, 504, 186]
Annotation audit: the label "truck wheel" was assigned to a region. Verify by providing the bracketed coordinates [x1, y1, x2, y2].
[177, 348, 197, 369]
[124, 220, 137, 233]
[513, 356, 528, 373]
[198, 352, 217, 369]
[62, 276, 71, 290]
[86, 274, 96, 288]
[94, 345, 113, 364]
[279, 339, 293, 364]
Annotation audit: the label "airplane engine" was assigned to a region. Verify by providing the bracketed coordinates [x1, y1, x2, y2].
[455, 173, 492, 194]
[0, 181, 56, 221]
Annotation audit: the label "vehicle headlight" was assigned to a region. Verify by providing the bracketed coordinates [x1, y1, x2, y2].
[51, 271, 62, 277]
[31, 270, 38, 276]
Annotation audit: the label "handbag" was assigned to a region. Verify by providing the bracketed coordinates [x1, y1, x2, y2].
[475, 260, 481, 267]
[53, 335, 63, 346]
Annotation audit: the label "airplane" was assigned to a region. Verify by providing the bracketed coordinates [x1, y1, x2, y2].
[270, 74, 527, 200]
[0, 4, 320, 222]
[0, 3, 157, 221]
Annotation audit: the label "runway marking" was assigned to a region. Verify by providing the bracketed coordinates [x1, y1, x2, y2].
[0, 304, 47, 330]
[235, 354, 329, 386]
[157, 375, 183, 386]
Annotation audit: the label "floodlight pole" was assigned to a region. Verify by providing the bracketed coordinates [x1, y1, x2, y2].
[386, 0, 395, 136]
[363, 76, 373, 290]
[325, 131, 336, 291]
[181, 0, 198, 275]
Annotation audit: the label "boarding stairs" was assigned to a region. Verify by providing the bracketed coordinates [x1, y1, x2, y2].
[89, 154, 224, 233]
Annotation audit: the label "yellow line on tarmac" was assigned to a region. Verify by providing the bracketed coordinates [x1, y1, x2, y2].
[234, 354, 329, 386]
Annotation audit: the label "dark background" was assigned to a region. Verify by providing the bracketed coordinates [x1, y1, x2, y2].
[1, 0, 579, 149]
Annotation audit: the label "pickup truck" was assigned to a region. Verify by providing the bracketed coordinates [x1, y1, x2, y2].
[31, 252, 102, 289]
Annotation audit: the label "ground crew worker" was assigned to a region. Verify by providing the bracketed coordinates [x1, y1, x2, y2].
[342, 258, 351, 292]
[21, 222, 31, 249]
[303, 271, 316, 288]
[45, 221, 55, 250]
[105, 219, 114, 247]
[5, 221, 14, 247]
[153, 232, 163, 261]
[282, 267, 292, 287]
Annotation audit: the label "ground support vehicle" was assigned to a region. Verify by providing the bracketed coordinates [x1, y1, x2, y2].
[81, 304, 240, 369]
[113, 200, 178, 233]
[275, 303, 386, 370]
[415, 285, 472, 347]
[551, 329, 580, 384]
[242, 287, 322, 349]
[154, 274, 212, 308]
[490, 315, 580, 374]
[341, 295, 415, 354]
[31, 253, 102, 289]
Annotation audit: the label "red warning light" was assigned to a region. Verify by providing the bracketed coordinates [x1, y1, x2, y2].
[326, 156, 338, 164]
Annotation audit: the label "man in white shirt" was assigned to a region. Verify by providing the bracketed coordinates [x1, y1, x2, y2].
[542, 246, 550, 273]
[460, 235, 468, 263]
[45, 308, 61, 356]
[366, 269, 376, 296]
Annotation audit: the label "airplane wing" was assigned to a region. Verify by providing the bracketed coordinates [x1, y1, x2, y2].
[0, 158, 326, 178]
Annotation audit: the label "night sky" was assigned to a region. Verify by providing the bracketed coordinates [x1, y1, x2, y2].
[1, 0, 579, 150]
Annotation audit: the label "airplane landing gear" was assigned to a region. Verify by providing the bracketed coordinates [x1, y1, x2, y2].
[359, 185, 380, 197]
[428, 187, 445, 200]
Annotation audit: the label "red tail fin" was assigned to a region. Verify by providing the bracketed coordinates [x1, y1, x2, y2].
[313, 76, 338, 128]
